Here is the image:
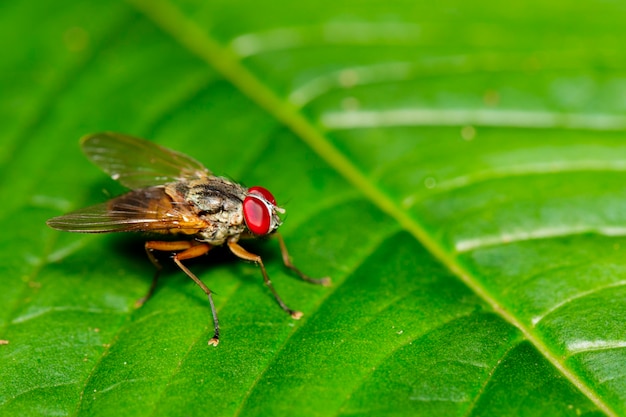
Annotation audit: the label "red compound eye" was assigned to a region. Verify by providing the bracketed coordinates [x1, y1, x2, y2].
[248, 186, 276, 205]
[243, 194, 272, 235]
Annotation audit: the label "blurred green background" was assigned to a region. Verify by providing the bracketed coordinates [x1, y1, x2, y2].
[2, 0, 626, 416]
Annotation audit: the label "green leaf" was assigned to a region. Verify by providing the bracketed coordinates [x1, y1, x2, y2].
[2, 0, 626, 416]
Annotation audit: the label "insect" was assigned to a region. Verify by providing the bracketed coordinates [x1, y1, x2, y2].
[47, 132, 330, 346]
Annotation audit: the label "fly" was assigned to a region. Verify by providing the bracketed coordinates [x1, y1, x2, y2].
[47, 132, 330, 346]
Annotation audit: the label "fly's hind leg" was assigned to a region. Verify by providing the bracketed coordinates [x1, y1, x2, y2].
[144, 240, 220, 346]
[137, 240, 195, 307]
[134, 241, 180, 308]
[227, 239, 303, 319]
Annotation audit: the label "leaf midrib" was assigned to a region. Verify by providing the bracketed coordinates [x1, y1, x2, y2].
[124, 0, 615, 415]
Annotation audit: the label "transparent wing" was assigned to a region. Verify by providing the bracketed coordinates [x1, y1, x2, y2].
[81, 132, 211, 189]
[46, 187, 209, 233]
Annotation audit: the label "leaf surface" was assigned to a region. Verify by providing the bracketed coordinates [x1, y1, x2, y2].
[1, 0, 626, 416]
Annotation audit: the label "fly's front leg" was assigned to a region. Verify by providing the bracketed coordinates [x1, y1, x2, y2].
[227, 240, 303, 319]
[275, 233, 331, 286]
[144, 240, 220, 347]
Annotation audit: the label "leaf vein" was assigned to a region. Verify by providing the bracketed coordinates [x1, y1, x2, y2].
[533, 280, 626, 327]
[456, 226, 626, 253]
[461, 340, 523, 416]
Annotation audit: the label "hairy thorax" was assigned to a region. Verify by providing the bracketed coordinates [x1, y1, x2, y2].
[166, 176, 247, 245]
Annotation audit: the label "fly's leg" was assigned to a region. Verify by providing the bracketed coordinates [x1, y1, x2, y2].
[140, 240, 197, 307]
[173, 244, 220, 347]
[144, 240, 220, 346]
[275, 233, 331, 286]
[135, 242, 172, 308]
[227, 240, 303, 319]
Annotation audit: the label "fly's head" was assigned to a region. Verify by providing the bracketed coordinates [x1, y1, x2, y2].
[243, 186, 284, 236]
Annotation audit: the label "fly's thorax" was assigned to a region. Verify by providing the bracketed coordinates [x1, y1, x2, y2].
[167, 177, 248, 245]
[197, 222, 246, 245]
[182, 177, 247, 213]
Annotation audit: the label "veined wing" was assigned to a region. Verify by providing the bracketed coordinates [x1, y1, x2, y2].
[81, 132, 211, 189]
[46, 187, 209, 234]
